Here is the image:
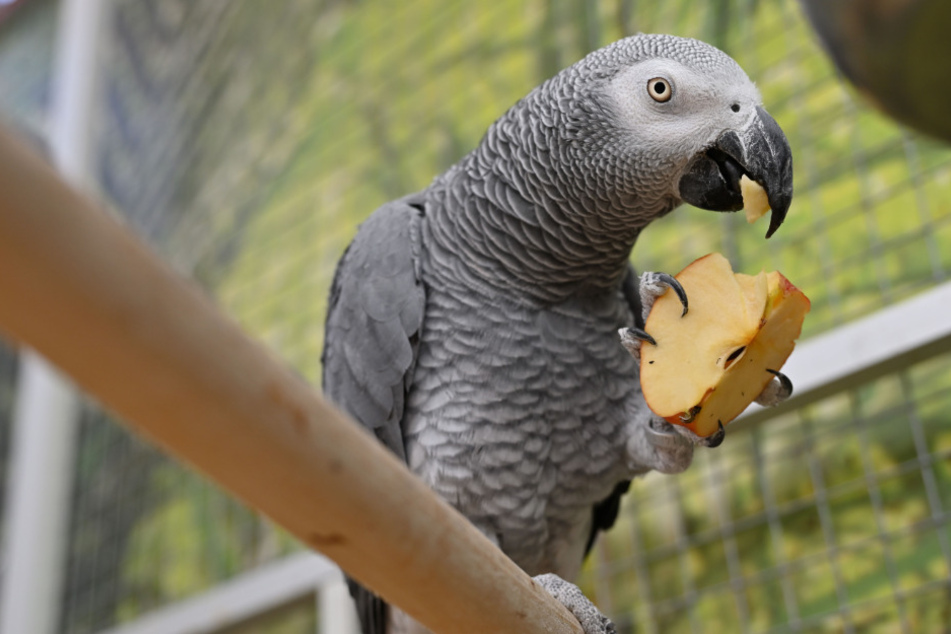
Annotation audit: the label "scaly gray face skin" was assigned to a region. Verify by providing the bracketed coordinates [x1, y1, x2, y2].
[323, 34, 795, 634]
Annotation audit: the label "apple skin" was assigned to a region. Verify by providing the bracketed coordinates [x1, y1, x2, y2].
[640, 255, 810, 438]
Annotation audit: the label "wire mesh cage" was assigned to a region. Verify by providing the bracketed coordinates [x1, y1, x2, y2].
[0, 0, 55, 139]
[584, 355, 951, 633]
[0, 0, 950, 633]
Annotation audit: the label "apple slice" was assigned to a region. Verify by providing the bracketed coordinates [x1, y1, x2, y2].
[741, 175, 771, 224]
[639, 253, 810, 438]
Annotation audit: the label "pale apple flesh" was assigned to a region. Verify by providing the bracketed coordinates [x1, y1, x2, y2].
[741, 174, 771, 224]
[639, 253, 810, 438]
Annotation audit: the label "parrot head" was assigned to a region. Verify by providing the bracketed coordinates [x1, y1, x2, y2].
[549, 34, 793, 238]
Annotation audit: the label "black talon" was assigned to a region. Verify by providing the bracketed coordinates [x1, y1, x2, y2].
[625, 327, 656, 347]
[766, 368, 793, 397]
[657, 273, 688, 317]
[703, 421, 726, 448]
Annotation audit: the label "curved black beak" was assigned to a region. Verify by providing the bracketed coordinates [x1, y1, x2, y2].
[678, 106, 793, 238]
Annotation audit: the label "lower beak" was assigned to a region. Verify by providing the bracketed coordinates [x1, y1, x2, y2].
[678, 106, 793, 238]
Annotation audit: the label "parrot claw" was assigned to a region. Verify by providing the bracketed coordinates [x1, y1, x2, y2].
[533, 573, 616, 634]
[620, 326, 656, 346]
[639, 271, 688, 320]
[766, 368, 793, 396]
[704, 421, 726, 448]
[755, 369, 793, 406]
[618, 327, 656, 362]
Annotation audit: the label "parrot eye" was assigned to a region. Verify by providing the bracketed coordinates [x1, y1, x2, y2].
[647, 77, 672, 103]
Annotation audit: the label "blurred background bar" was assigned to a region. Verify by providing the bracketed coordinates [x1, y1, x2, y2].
[0, 1, 949, 633]
[0, 0, 104, 632]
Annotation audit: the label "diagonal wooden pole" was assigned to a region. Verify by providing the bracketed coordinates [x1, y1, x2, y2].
[0, 125, 583, 634]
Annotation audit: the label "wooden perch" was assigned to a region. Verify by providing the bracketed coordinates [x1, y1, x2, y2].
[0, 125, 584, 634]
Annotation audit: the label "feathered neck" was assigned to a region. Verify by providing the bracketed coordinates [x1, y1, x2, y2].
[421, 77, 677, 304]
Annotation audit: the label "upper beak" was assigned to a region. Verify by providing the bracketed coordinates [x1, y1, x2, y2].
[678, 106, 793, 238]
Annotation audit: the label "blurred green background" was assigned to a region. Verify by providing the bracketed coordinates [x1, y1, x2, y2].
[1, 0, 949, 632]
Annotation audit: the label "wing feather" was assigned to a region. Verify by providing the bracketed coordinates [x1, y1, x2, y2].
[321, 196, 427, 634]
[322, 196, 426, 459]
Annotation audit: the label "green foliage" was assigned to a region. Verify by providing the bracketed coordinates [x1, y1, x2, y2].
[116, 466, 299, 623]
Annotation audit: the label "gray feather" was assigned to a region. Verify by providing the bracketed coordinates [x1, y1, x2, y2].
[322, 195, 426, 461]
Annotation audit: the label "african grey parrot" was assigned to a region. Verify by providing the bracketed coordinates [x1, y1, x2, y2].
[321, 34, 793, 634]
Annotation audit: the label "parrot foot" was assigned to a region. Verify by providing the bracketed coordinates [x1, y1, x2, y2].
[670, 420, 727, 448]
[619, 272, 687, 361]
[755, 369, 793, 406]
[533, 574, 616, 634]
[638, 271, 688, 321]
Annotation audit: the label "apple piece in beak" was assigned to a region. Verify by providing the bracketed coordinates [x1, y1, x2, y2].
[741, 175, 770, 224]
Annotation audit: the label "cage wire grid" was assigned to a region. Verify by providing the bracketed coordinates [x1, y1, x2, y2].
[0, 0, 50, 624]
[583, 353, 951, 633]
[58, 2, 324, 631]
[1, 0, 951, 633]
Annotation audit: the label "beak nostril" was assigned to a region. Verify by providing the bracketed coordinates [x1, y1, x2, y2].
[731, 103, 741, 113]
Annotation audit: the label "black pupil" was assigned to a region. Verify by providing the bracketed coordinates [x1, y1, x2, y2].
[653, 81, 666, 94]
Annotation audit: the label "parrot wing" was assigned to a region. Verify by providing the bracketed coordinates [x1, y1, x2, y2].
[322, 195, 427, 461]
[321, 196, 427, 634]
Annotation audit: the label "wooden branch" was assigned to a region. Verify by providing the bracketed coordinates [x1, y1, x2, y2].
[0, 125, 584, 634]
